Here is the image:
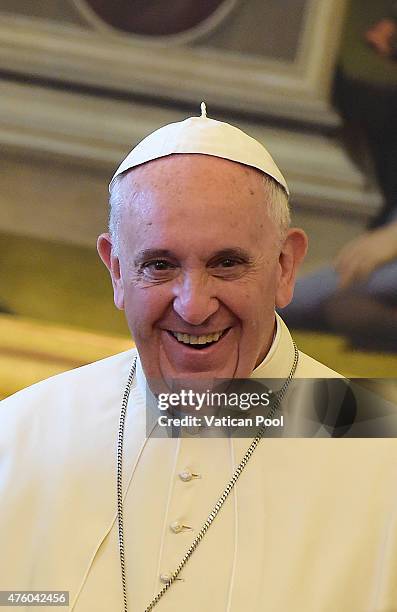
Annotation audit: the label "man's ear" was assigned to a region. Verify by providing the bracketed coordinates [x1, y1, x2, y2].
[275, 228, 308, 309]
[97, 233, 125, 310]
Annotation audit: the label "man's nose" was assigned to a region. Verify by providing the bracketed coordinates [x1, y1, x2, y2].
[172, 273, 219, 325]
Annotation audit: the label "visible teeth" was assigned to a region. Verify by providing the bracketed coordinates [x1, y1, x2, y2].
[172, 330, 224, 345]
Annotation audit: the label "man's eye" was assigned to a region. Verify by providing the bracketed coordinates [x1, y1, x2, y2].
[210, 258, 246, 278]
[218, 259, 238, 267]
[213, 258, 243, 269]
[141, 260, 177, 278]
[149, 260, 172, 270]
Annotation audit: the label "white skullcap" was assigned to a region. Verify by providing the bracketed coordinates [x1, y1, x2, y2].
[109, 103, 289, 196]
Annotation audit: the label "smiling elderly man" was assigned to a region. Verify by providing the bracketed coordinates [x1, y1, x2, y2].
[1, 106, 397, 612]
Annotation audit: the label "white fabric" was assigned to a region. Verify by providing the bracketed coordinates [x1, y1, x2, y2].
[2, 316, 397, 611]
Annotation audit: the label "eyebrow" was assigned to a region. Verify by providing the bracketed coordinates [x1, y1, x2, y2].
[208, 248, 252, 261]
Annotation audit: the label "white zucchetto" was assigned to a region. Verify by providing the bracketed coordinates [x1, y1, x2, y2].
[109, 102, 289, 196]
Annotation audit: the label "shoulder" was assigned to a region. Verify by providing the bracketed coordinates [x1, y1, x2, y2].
[0, 348, 139, 589]
[296, 350, 343, 378]
[276, 314, 343, 378]
[0, 347, 138, 499]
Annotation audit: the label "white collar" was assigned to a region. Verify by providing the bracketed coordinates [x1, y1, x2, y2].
[252, 314, 280, 375]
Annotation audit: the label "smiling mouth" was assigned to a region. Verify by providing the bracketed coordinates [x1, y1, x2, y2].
[167, 328, 230, 350]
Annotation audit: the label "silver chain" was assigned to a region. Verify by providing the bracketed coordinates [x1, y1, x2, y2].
[117, 357, 137, 612]
[117, 342, 299, 612]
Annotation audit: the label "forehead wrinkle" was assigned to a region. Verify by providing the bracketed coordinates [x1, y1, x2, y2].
[118, 156, 276, 244]
[123, 156, 265, 209]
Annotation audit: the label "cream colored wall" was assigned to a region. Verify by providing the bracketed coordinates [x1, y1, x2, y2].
[1, 154, 107, 248]
[0, 0, 83, 24]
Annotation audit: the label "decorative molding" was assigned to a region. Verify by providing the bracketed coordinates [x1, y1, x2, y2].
[0, 1, 347, 127]
[0, 79, 380, 218]
[71, 0, 241, 44]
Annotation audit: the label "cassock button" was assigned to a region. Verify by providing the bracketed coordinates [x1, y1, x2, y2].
[160, 572, 184, 584]
[179, 470, 200, 482]
[170, 521, 192, 534]
[170, 521, 183, 533]
[160, 572, 172, 584]
[179, 470, 192, 482]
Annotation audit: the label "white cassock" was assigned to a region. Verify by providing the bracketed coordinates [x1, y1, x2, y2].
[1, 314, 397, 611]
